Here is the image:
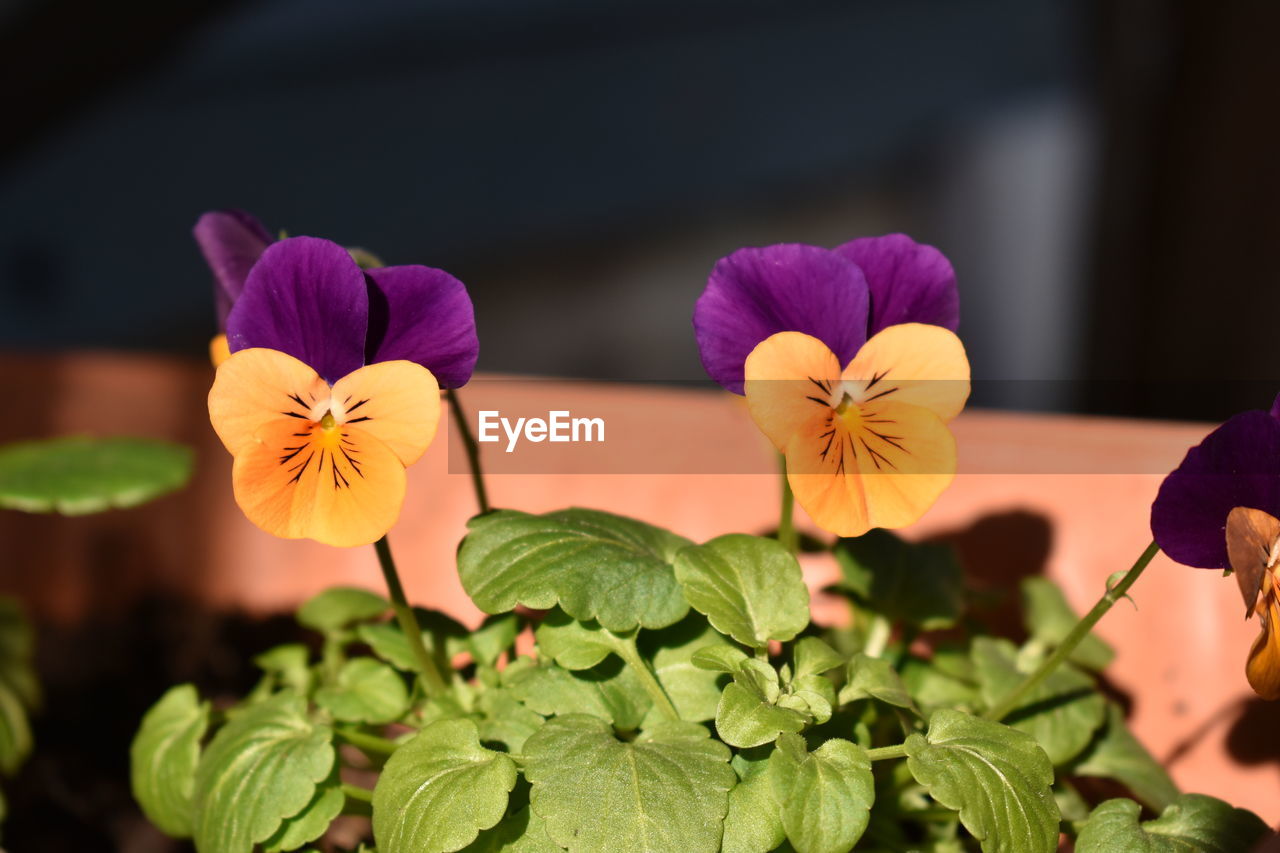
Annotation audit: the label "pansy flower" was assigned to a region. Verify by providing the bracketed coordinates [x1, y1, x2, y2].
[208, 236, 478, 547]
[745, 324, 969, 537]
[693, 235, 959, 394]
[194, 210, 275, 367]
[1151, 397, 1280, 699]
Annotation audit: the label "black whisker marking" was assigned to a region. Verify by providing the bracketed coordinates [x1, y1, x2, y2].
[346, 398, 370, 414]
[864, 385, 899, 403]
[804, 395, 829, 408]
[347, 416, 372, 423]
[288, 451, 314, 483]
[340, 447, 364, 477]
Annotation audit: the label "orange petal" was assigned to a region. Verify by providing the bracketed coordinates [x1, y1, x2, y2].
[330, 360, 441, 466]
[744, 332, 842, 452]
[210, 334, 231, 368]
[232, 417, 407, 547]
[209, 349, 330, 456]
[1247, 594, 1280, 700]
[841, 323, 970, 422]
[1226, 506, 1280, 618]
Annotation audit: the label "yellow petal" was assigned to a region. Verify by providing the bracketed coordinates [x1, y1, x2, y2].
[841, 323, 970, 422]
[330, 360, 441, 466]
[745, 332, 842, 452]
[209, 348, 329, 456]
[1246, 593, 1280, 701]
[232, 417, 407, 547]
[210, 334, 231, 368]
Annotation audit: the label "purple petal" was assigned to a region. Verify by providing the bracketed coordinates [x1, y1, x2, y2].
[1270, 393, 1280, 422]
[193, 210, 274, 329]
[693, 244, 870, 394]
[226, 237, 368, 384]
[1151, 410, 1280, 568]
[365, 265, 479, 389]
[834, 234, 959, 336]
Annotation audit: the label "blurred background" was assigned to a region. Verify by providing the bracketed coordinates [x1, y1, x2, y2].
[1, 0, 1277, 420]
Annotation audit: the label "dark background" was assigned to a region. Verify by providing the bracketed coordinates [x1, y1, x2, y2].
[0, 0, 1276, 420]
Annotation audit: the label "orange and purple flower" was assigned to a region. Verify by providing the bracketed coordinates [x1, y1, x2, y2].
[207, 235, 478, 547]
[693, 235, 968, 537]
[1151, 396, 1280, 699]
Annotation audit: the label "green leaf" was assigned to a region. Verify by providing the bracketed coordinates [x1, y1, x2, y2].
[1075, 794, 1269, 852]
[372, 718, 518, 853]
[476, 688, 545, 753]
[0, 677, 30, 777]
[833, 530, 963, 629]
[904, 709, 1059, 853]
[262, 769, 344, 852]
[461, 806, 562, 852]
[315, 659, 410, 724]
[458, 509, 691, 631]
[716, 680, 808, 749]
[1071, 703, 1179, 812]
[524, 715, 735, 853]
[792, 637, 843, 679]
[357, 609, 467, 675]
[971, 637, 1105, 765]
[297, 587, 389, 632]
[534, 609, 623, 671]
[468, 614, 520, 667]
[838, 654, 915, 711]
[722, 755, 784, 853]
[691, 645, 749, 673]
[672, 534, 809, 648]
[192, 692, 335, 853]
[769, 735, 874, 853]
[641, 615, 734, 723]
[504, 658, 651, 730]
[1020, 578, 1114, 670]
[900, 648, 981, 713]
[254, 644, 314, 696]
[0, 436, 192, 514]
[130, 684, 209, 838]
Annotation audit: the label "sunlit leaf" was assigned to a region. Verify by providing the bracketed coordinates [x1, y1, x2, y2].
[314, 659, 410, 725]
[769, 734, 873, 853]
[1075, 794, 1269, 852]
[1020, 578, 1113, 671]
[297, 587, 389, 633]
[130, 684, 209, 838]
[0, 436, 192, 514]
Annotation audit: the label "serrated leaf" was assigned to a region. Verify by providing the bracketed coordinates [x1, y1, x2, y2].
[722, 755, 785, 853]
[792, 638, 843, 679]
[716, 681, 808, 749]
[833, 530, 963, 629]
[839, 654, 915, 711]
[193, 692, 335, 853]
[905, 710, 1058, 853]
[900, 649, 981, 713]
[357, 609, 467, 675]
[255, 644, 314, 696]
[971, 637, 1105, 765]
[524, 715, 735, 853]
[130, 684, 209, 838]
[770, 735, 873, 853]
[534, 609, 623, 671]
[642, 615, 734, 723]
[505, 658, 651, 730]
[691, 645, 749, 673]
[1020, 578, 1114, 670]
[1071, 703, 1179, 812]
[460, 806, 562, 852]
[0, 436, 192, 514]
[315, 659, 409, 724]
[297, 587, 389, 632]
[476, 688, 545, 754]
[673, 534, 809, 648]
[468, 614, 520, 667]
[262, 769, 344, 852]
[1075, 794, 1269, 852]
[458, 509, 691, 631]
[372, 718, 517, 853]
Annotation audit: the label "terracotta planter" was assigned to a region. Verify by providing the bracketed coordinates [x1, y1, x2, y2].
[1, 351, 1274, 826]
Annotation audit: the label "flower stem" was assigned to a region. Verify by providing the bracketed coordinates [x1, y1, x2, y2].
[777, 453, 797, 553]
[336, 727, 399, 756]
[341, 782, 375, 803]
[983, 539, 1160, 723]
[865, 743, 908, 761]
[373, 535, 448, 697]
[446, 388, 490, 515]
[616, 634, 680, 721]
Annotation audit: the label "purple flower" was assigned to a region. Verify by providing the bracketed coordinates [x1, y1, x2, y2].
[193, 210, 274, 330]
[227, 236, 478, 388]
[693, 234, 958, 393]
[1150, 397, 1280, 568]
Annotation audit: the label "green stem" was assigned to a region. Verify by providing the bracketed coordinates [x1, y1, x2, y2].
[342, 782, 375, 803]
[616, 635, 680, 721]
[863, 614, 892, 658]
[336, 728, 399, 756]
[446, 387, 491, 514]
[374, 536, 448, 697]
[983, 539, 1160, 722]
[865, 743, 908, 762]
[777, 453, 797, 553]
